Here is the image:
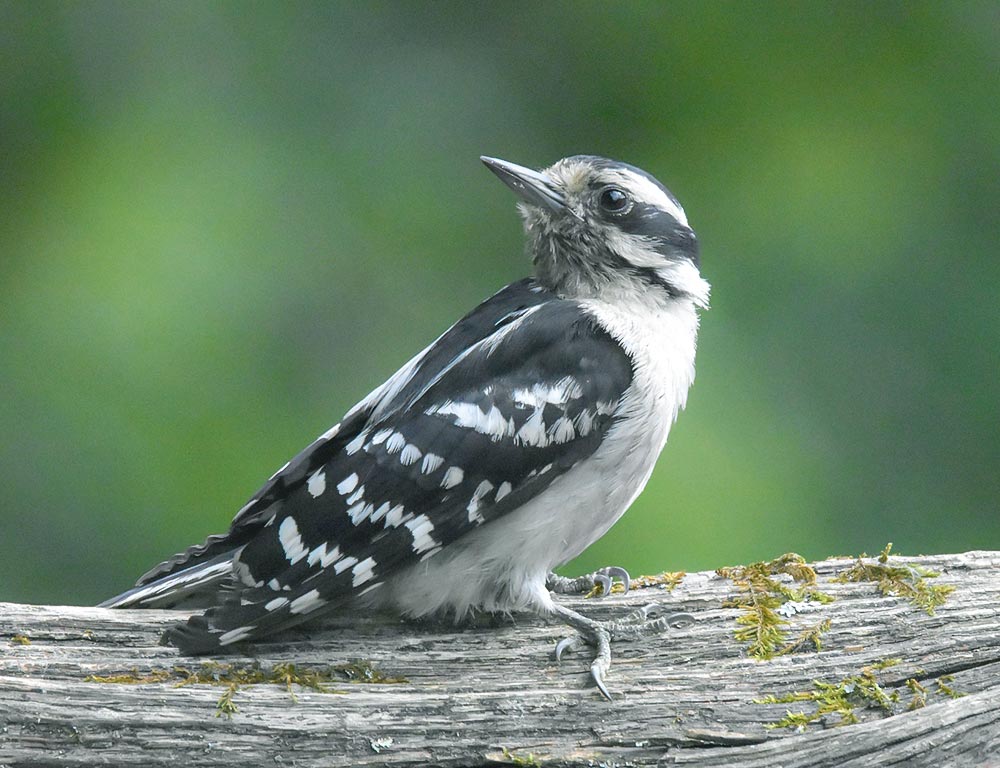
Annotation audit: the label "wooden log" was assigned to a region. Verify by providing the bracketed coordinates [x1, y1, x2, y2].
[1, 550, 998, 767]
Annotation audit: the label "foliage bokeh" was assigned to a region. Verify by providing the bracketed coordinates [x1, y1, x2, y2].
[2, 1, 997, 605]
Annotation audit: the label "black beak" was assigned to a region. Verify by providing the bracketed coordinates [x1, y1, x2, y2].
[480, 156, 572, 216]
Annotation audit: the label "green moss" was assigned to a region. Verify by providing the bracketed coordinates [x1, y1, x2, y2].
[85, 661, 352, 716]
[778, 619, 833, 655]
[756, 661, 965, 730]
[85, 668, 174, 684]
[755, 659, 901, 729]
[630, 570, 686, 592]
[833, 542, 954, 614]
[717, 553, 834, 659]
[585, 569, 686, 597]
[87, 659, 405, 689]
[766, 709, 818, 730]
[935, 675, 965, 700]
[334, 659, 409, 684]
[215, 683, 240, 719]
[906, 678, 927, 710]
[501, 747, 542, 766]
[908, 673, 964, 707]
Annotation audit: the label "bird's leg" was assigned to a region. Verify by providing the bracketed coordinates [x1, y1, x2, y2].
[549, 601, 694, 701]
[546, 566, 631, 597]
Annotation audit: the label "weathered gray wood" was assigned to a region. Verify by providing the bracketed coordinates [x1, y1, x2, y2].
[1, 551, 998, 767]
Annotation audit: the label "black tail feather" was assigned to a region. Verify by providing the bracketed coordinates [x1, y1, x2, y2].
[99, 551, 238, 609]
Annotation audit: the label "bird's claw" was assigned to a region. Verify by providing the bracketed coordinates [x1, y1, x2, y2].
[551, 601, 694, 701]
[554, 634, 583, 661]
[665, 611, 695, 629]
[593, 573, 614, 596]
[588, 627, 613, 701]
[597, 566, 631, 596]
[555, 628, 613, 700]
[546, 566, 631, 597]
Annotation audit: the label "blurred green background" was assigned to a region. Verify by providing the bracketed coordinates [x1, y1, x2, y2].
[2, 1, 997, 606]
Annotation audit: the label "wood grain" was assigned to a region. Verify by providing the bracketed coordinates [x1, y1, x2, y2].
[2, 551, 998, 767]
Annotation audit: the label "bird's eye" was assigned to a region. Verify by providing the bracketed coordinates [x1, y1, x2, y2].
[598, 187, 631, 214]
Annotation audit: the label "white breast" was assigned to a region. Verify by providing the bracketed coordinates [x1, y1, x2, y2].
[378, 293, 703, 620]
[556, 293, 702, 558]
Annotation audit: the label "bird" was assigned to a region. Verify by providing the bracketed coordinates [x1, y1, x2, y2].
[101, 154, 710, 700]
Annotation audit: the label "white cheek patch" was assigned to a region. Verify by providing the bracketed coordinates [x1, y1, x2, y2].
[600, 216, 710, 308]
[656, 259, 711, 309]
[601, 228, 665, 269]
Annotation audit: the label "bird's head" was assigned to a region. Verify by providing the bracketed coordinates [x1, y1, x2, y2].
[482, 154, 709, 308]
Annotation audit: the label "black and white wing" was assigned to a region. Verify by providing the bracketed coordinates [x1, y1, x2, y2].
[101, 279, 551, 606]
[106, 278, 634, 653]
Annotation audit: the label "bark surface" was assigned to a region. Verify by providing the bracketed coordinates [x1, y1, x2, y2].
[1, 551, 998, 767]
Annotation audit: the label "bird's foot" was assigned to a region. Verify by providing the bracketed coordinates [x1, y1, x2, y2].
[546, 566, 631, 598]
[550, 602, 694, 701]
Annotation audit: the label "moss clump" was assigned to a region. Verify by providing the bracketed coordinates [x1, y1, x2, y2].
[779, 619, 833, 655]
[755, 659, 902, 729]
[86, 661, 352, 718]
[335, 659, 409, 684]
[906, 677, 928, 709]
[904, 672, 964, 709]
[756, 660, 965, 730]
[215, 683, 240, 718]
[85, 668, 174, 685]
[501, 747, 542, 766]
[717, 553, 834, 660]
[177, 662, 351, 717]
[631, 570, 686, 592]
[833, 543, 954, 614]
[935, 674, 965, 700]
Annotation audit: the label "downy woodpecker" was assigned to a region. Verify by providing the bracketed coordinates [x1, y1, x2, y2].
[102, 154, 710, 699]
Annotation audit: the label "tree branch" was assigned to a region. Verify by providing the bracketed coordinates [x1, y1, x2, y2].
[2, 551, 998, 766]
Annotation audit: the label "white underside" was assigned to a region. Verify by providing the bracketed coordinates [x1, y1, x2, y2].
[376, 290, 702, 619]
